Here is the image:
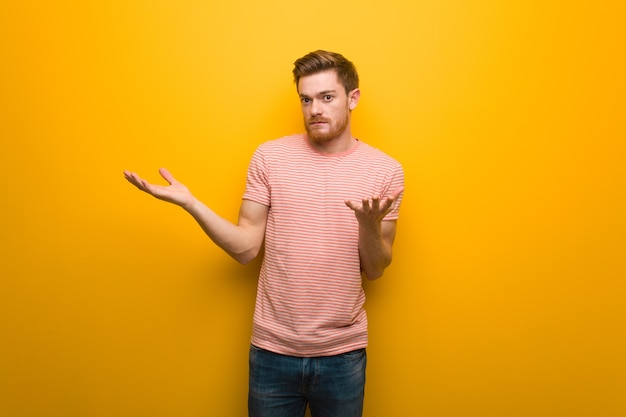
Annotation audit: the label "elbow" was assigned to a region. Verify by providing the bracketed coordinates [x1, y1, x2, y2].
[237, 253, 256, 265]
[232, 246, 262, 265]
[362, 263, 389, 281]
[362, 256, 392, 281]
[364, 270, 384, 281]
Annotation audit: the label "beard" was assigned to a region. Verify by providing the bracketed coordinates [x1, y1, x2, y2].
[305, 110, 350, 143]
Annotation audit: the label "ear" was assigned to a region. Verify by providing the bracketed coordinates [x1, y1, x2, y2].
[348, 88, 361, 110]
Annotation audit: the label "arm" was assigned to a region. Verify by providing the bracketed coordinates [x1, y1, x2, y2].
[345, 187, 403, 280]
[124, 168, 268, 264]
[355, 220, 397, 280]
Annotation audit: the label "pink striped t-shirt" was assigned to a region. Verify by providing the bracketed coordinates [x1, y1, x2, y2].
[243, 134, 404, 357]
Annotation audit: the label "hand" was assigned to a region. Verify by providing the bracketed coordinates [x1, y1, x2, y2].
[123, 167, 194, 208]
[345, 187, 404, 225]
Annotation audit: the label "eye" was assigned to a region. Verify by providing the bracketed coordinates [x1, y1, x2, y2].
[301, 97, 311, 104]
[323, 95, 333, 101]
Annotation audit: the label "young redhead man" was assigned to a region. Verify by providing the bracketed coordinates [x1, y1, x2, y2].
[124, 50, 404, 417]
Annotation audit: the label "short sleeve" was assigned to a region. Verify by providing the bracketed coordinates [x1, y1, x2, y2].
[383, 163, 404, 221]
[242, 146, 271, 207]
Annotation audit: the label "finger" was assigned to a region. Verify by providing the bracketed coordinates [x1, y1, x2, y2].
[124, 171, 144, 189]
[370, 195, 380, 211]
[362, 198, 370, 211]
[123, 170, 139, 183]
[159, 167, 176, 185]
[380, 196, 394, 213]
[380, 187, 404, 213]
[390, 186, 404, 200]
[345, 200, 358, 211]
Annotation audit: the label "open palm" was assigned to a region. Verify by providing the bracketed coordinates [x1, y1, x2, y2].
[123, 167, 194, 208]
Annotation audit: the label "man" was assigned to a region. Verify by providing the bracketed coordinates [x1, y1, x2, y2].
[124, 50, 404, 417]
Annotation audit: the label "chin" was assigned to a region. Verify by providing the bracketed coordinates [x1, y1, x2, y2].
[305, 129, 330, 142]
[308, 133, 331, 143]
[306, 125, 345, 143]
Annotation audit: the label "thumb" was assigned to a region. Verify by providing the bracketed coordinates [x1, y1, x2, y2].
[390, 186, 404, 200]
[159, 167, 176, 185]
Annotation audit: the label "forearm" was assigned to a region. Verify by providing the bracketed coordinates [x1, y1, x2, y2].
[124, 168, 265, 263]
[357, 222, 393, 280]
[344, 187, 403, 280]
[183, 197, 264, 264]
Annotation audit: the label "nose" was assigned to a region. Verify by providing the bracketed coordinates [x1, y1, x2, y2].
[310, 99, 322, 116]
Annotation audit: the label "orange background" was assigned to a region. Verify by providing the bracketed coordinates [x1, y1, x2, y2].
[1, 1, 625, 416]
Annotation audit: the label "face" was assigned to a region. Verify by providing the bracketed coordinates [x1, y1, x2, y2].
[298, 70, 360, 144]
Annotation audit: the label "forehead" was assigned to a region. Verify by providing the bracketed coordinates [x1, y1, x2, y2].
[297, 70, 344, 95]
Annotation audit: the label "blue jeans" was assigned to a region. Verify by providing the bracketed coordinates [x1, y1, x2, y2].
[248, 345, 367, 417]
